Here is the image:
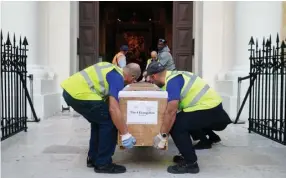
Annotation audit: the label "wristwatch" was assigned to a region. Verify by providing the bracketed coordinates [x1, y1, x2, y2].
[161, 133, 168, 138]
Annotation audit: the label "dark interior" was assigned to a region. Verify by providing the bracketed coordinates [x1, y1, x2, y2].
[99, 1, 173, 77]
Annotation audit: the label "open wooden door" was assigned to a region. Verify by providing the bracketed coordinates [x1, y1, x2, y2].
[79, 1, 99, 70]
[172, 2, 194, 71]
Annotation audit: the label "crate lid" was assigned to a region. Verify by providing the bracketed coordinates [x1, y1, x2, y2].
[122, 82, 161, 91]
[119, 90, 168, 98]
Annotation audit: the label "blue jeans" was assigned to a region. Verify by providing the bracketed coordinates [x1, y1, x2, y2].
[62, 90, 117, 166]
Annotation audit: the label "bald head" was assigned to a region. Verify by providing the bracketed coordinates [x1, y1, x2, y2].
[151, 51, 157, 59]
[123, 63, 141, 81]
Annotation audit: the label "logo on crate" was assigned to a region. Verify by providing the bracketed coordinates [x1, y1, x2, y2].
[129, 110, 156, 116]
[126, 101, 158, 125]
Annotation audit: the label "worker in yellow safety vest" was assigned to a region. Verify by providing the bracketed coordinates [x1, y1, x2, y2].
[145, 62, 232, 174]
[112, 45, 129, 68]
[61, 62, 141, 174]
[141, 51, 159, 82]
[146, 51, 160, 68]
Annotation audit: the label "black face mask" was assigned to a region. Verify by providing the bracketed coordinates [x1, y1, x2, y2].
[158, 46, 163, 51]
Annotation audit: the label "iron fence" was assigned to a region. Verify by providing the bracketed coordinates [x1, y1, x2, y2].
[1, 30, 39, 141]
[235, 34, 286, 145]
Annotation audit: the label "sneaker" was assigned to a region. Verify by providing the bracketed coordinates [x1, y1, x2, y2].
[94, 163, 126, 174]
[87, 156, 95, 168]
[167, 161, 200, 174]
[194, 140, 212, 150]
[173, 154, 184, 163]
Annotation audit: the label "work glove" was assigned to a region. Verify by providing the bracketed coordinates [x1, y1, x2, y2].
[121, 133, 136, 149]
[153, 133, 168, 149]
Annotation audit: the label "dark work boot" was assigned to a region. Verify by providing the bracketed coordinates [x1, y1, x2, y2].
[94, 163, 126, 174]
[194, 140, 212, 150]
[208, 133, 221, 144]
[167, 161, 200, 174]
[87, 156, 95, 168]
[173, 154, 184, 163]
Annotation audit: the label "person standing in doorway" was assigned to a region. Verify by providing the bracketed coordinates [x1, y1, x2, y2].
[112, 45, 129, 68]
[141, 51, 159, 81]
[157, 39, 176, 70]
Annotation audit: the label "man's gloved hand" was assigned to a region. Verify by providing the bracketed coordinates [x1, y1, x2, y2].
[153, 133, 168, 149]
[121, 133, 136, 149]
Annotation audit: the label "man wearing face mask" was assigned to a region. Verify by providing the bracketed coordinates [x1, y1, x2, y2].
[61, 62, 141, 174]
[147, 62, 232, 174]
[157, 39, 176, 71]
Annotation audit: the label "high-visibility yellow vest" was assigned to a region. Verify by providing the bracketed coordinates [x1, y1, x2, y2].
[146, 58, 159, 66]
[61, 62, 123, 101]
[162, 71, 222, 112]
[112, 52, 125, 66]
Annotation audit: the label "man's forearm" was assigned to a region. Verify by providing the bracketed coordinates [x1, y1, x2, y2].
[109, 108, 128, 135]
[160, 109, 177, 134]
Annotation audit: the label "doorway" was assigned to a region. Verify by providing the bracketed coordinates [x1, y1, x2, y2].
[100, 2, 173, 76]
[78, 1, 193, 72]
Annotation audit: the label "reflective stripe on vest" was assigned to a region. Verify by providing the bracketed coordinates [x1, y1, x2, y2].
[167, 71, 210, 108]
[147, 58, 159, 65]
[79, 63, 113, 96]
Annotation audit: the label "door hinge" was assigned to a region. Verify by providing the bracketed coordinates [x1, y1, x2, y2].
[77, 38, 80, 55]
[192, 38, 195, 56]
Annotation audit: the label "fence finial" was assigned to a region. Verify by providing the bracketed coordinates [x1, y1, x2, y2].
[19, 36, 22, 46]
[13, 33, 16, 44]
[281, 40, 286, 48]
[23, 36, 28, 45]
[276, 33, 279, 43]
[249, 36, 254, 45]
[6, 32, 11, 45]
[265, 39, 271, 47]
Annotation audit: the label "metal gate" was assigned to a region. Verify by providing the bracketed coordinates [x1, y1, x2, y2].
[1, 30, 32, 140]
[235, 34, 286, 145]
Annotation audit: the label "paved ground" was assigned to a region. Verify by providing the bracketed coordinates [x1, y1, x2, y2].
[1, 113, 286, 178]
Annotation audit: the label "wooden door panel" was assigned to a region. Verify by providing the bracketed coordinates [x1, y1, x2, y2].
[79, 1, 97, 23]
[173, 1, 193, 71]
[79, 1, 99, 70]
[174, 53, 192, 71]
[79, 25, 97, 52]
[175, 27, 192, 50]
[81, 54, 97, 68]
[174, 3, 193, 25]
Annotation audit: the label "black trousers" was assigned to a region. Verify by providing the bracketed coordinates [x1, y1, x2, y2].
[170, 104, 232, 163]
[62, 90, 117, 166]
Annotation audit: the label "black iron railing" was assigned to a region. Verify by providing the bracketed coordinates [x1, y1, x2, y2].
[235, 34, 286, 145]
[1, 30, 40, 141]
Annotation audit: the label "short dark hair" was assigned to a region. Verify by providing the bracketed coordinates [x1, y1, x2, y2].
[120, 45, 129, 51]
